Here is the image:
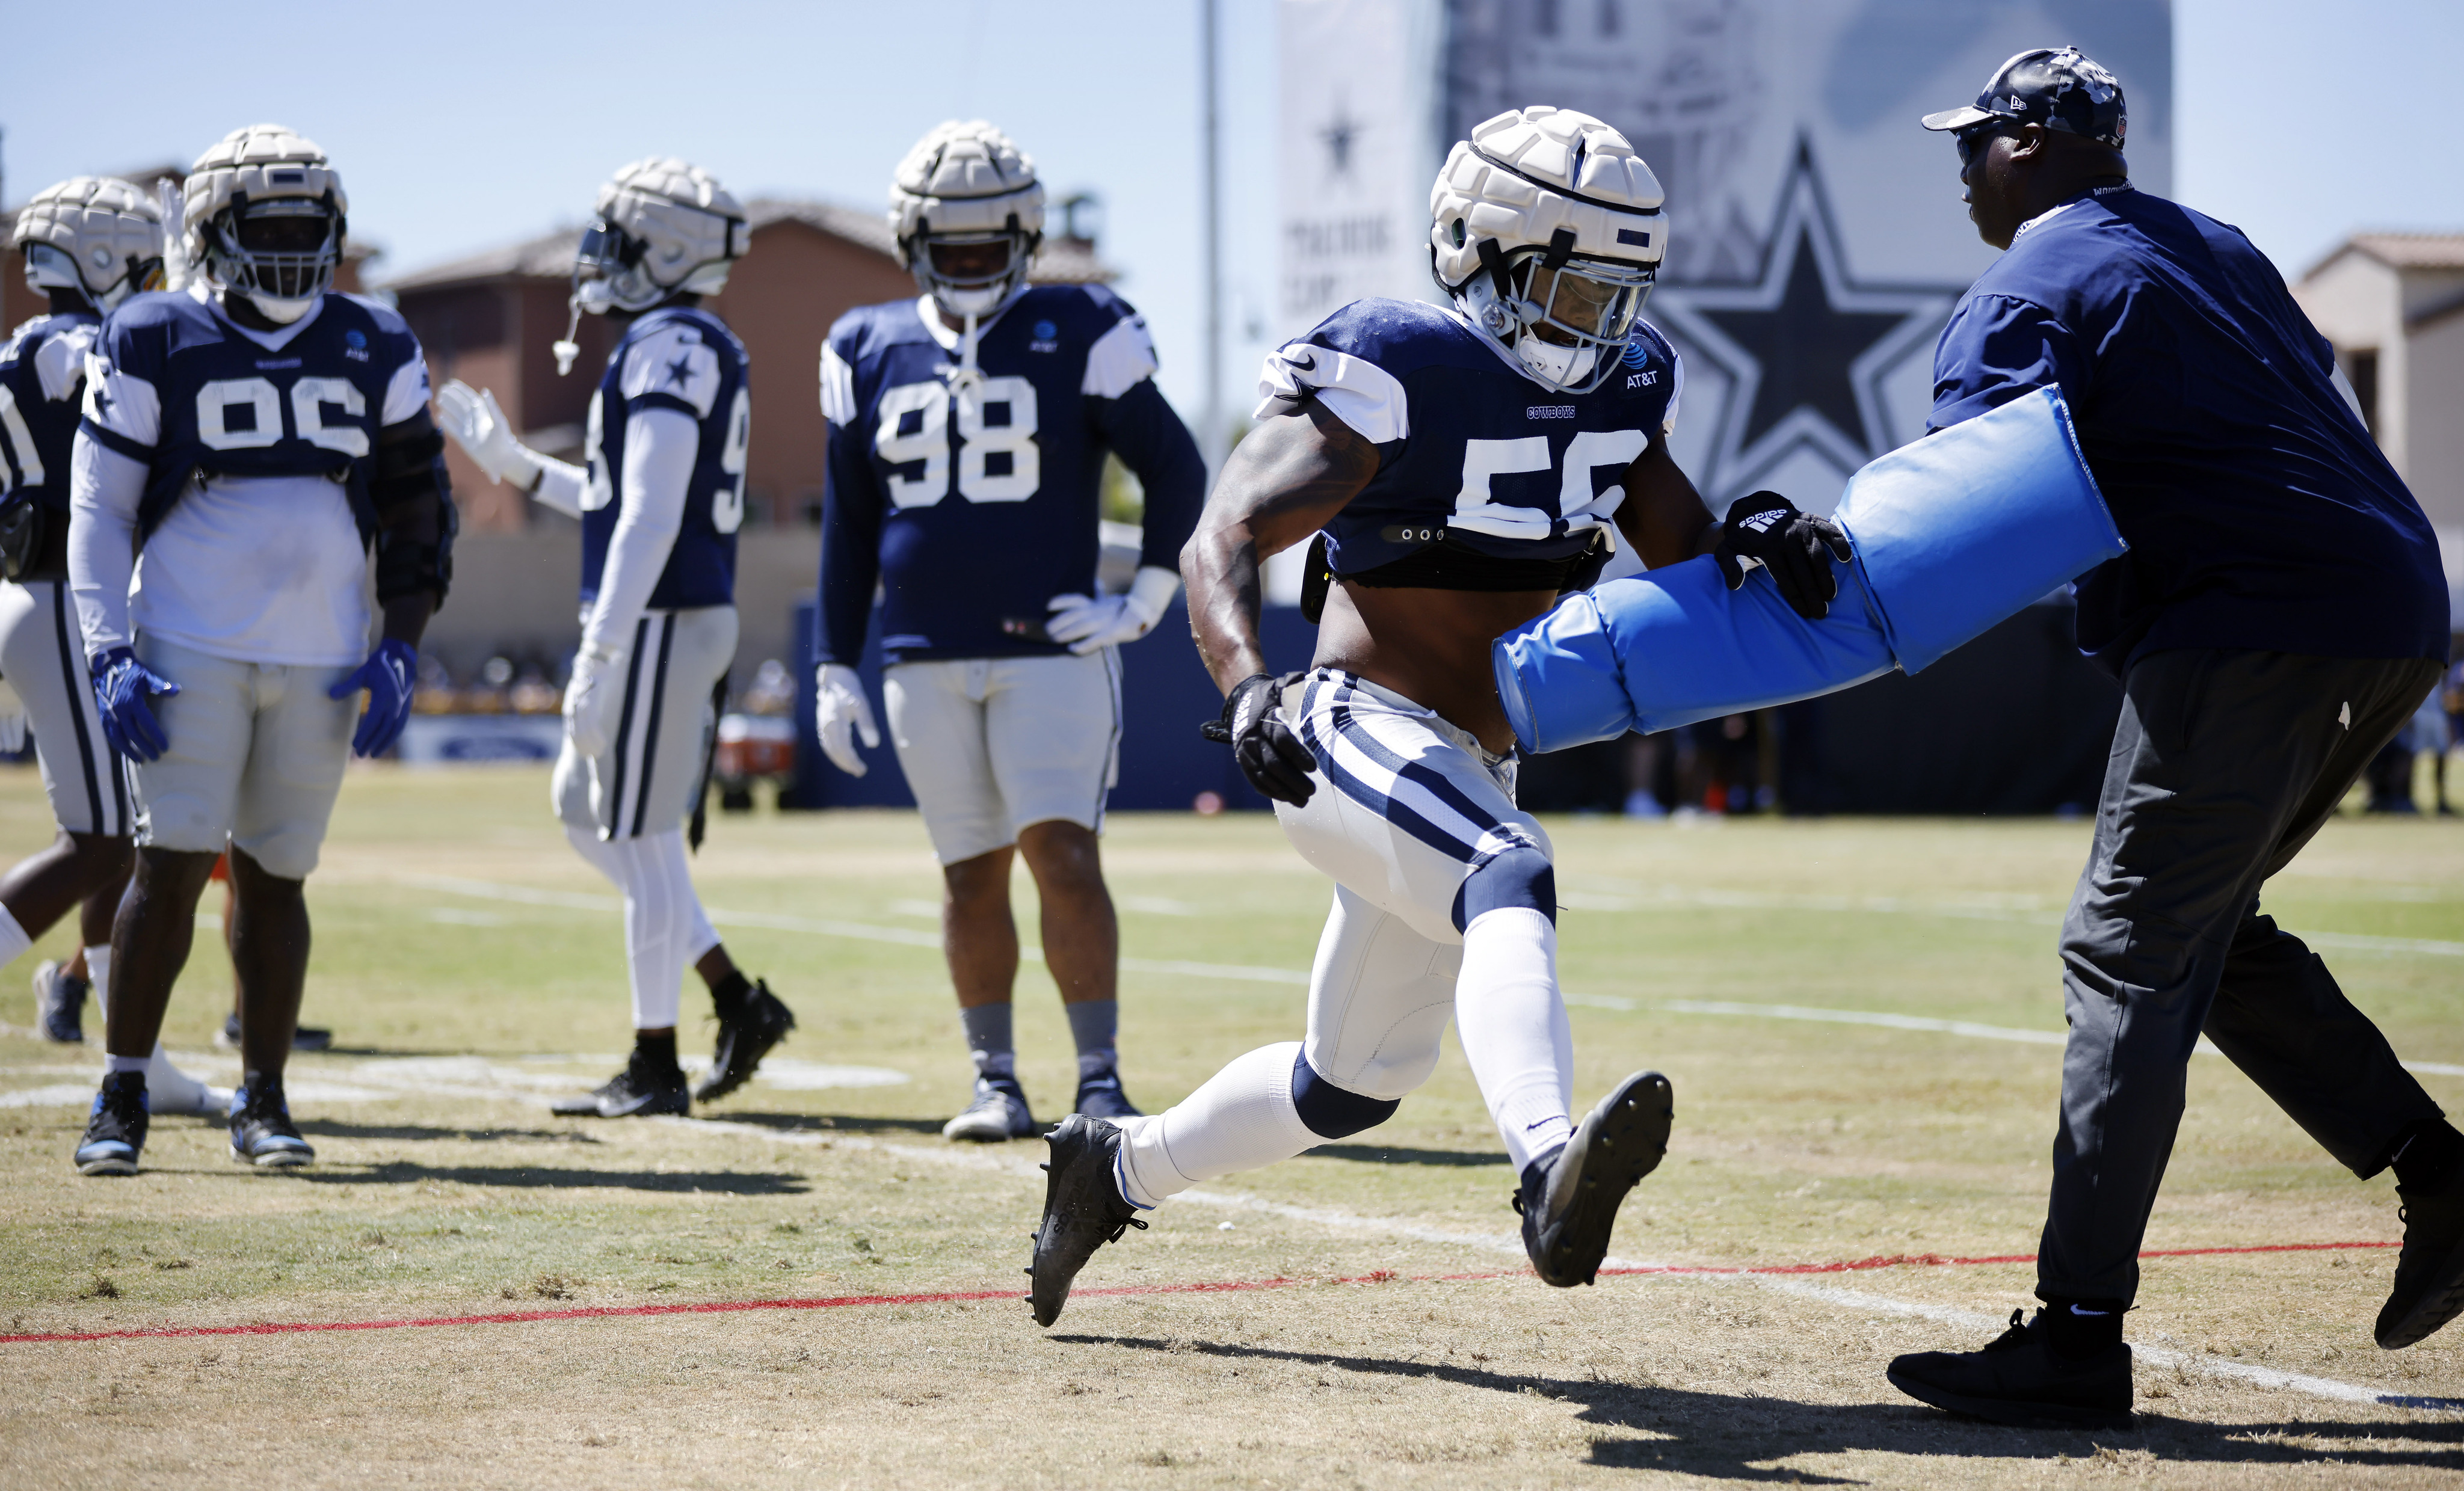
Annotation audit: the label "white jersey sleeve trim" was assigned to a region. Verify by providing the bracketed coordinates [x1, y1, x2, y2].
[1662, 348, 1685, 436]
[579, 407, 697, 657]
[34, 324, 96, 402]
[618, 325, 722, 419]
[1252, 341, 1409, 444]
[82, 351, 161, 448]
[1082, 315, 1160, 399]
[381, 352, 433, 426]
[819, 342, 857, 425]
[67, 438, 147, 656]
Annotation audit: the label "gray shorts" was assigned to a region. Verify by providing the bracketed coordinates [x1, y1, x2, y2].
[0, 577, 134, 837]
[129, 633, 356, 878]
[553, 604, 737, 840]
[884, 651, 1120, 864]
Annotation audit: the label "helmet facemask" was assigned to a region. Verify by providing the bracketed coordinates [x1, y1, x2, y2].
[910, 226, 1033, 319]
[208, 196, 342, 324]
[22, 241, 164, 313]
[1458, 241, 1654, 394]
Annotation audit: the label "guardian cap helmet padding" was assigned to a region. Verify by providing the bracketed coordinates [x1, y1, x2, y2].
[574, 158, 748, 316]
[1429, 107, 1668, 393]
[11, 176, 167, 313]
[183, 124, 347, 325]
[890, 121, 1045, 319]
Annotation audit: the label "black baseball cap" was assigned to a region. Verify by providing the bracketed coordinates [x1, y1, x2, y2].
[1921, 45, 2127, 149]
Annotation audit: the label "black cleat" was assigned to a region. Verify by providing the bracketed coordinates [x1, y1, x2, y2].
[1888, 1308, 2136, 1429]
[228, 1080, 315, 1167]
[2379, 1171, 2464, 1348]
[73, 1072, 149, 1175]
[694, 978, 796, 1104]
[34, 961, 87, 1044]
[550, 1048, 689, 1118]
[1028, 1114, 1147, 1327]
[1071, 1067, 1142, 1121]
[221, 1013, 332, 1052]
[1515, 1069, 1673, 1287]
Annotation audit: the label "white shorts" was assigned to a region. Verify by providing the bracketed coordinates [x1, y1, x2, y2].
[0, 577, 134, 837]
[129, 633, 356, 878]
[884, 651, 1121, 864]
[1274, 669, 1557, 1098]
[554, 605, 738, 840]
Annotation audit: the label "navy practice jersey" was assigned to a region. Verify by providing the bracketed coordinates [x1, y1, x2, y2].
[1258, 299, 1683, 577]
[580, 306, 749, 612]
[79, 290, 431, 541]
[818, 284, 1205, 665]
[0, 312, 100, 513]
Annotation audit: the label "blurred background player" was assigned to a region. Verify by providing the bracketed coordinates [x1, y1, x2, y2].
[0, 177, 226, 1116]
[1028, 106, 1849, 1324]
[438, 158, 795, 1118]
[1886, 49, 2459, 1428]
[814, 121, 1204, 1142]
[66, 124, 452, 1174]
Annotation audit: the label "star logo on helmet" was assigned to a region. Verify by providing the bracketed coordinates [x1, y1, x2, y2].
[1649, 139, 1961, 506]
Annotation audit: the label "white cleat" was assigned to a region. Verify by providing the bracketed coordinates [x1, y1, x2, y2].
[942, 1078, 1038, 1142]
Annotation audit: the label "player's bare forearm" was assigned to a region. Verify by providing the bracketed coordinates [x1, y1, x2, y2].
[379, 592, 434, 650]
[1180, 402, 1375, 695]
[1615, 438, 1721, 568]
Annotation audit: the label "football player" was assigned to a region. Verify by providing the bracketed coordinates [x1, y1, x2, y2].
[0, 178, 226, 1116]
[815, 121, 1205, 1142]
[1027, 108, 1849, 1323]
[437, 159, 795, 1118]
[66, 125, 454, 1174]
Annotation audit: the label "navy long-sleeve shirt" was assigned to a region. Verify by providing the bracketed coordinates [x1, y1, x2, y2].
[1930, 186, 2448, 675]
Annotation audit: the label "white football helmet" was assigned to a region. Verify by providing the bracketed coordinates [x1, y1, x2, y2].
[890, 121, 1044, 319]
[11, 177, 166, 313]
[1429, 107, 1668, 393]
[573, 158, 748, 316]
[183, 123, 348, 324]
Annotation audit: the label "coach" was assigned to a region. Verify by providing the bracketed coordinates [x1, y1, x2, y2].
[1885, 48, 2460, 1428]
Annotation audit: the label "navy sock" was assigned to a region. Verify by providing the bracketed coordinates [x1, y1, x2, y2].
[2391, 1119, 2464, 1192]
[633, 1030, 681, 1078]
[709, 971, 752, 1021]
[2040, 1297, 2127, 1357]
[960, 1003, 1015, 1082]
[1065, 999, 1120, 1081]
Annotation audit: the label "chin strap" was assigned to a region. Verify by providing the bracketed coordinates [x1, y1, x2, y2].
[945, 312, 985, 394]
[552, 294, 584, 377]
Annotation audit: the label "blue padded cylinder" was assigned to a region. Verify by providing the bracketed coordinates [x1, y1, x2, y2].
[1494, 387, 2125, 754]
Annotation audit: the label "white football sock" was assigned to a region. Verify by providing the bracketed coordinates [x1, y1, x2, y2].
[84, 945, 111, 1009]
[0, 903, 30, 969]
[88, 943, 218, 1108]
[568, 824, 697, 1030]
[1114, 1041, 1319, 1209]
[1454, 907, 1574, 1172]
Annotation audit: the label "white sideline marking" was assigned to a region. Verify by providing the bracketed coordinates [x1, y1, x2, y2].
[680, 1119, 2457, 1416]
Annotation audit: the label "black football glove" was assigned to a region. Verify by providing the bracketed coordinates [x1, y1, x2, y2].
[1712, 491, 1854, 621]
[1200, 672, 1316, 807]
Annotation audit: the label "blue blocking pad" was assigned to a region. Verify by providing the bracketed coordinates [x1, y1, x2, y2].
[1495, 387, 2126, 754]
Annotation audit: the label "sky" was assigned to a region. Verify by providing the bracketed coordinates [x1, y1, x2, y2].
[6, 0, 2460, 428]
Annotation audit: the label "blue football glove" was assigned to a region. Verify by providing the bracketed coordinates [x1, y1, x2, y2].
[89, 646, 179, 763]
[330, 638, 417, 758]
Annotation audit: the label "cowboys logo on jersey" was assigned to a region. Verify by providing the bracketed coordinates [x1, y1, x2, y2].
[579, 305, 750, 612]
[819, 281, 1190, 663]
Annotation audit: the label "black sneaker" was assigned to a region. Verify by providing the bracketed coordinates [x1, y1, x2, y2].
[2378, 1172, 2464, 1348]
[220, 1013, 333, 1052]
[1027, 1114, 1148, 1327]
[1071, 1067, 1142, 1121]
[229, 1080, 315, 1168]
[34, 961, 87, 1044]
[73, 1072, 149, 1175]
[1888, 1308, 2135, 1429]
[1515, 1069, 1674, 1287]
[550, 1050, 689, 1118]
[693, 979, 795, 1104]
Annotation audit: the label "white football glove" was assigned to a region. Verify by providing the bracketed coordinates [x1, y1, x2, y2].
[815, 664, 880, 778]
[563, 644, 623, 760]
[436, 380, 544, 490]
[1043, 565, 1181, 655]
[0, 675, 24, 755]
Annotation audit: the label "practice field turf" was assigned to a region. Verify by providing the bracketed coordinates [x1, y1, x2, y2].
[2, 766, 2461, 1488]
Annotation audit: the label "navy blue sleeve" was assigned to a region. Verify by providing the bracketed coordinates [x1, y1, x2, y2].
[1091, 380, 1205, 573]
[1929, 294, 2092, 433]
[818, 411, 886, 666]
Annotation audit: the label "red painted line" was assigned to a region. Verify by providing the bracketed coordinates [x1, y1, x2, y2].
[0, 1240, 2397, 1347]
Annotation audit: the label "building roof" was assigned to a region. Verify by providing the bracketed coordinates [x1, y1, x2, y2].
[380, 197, 1111, 292]
[2304, 232, 2464, 283]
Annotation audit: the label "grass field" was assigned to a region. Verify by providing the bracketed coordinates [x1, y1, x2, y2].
[2, 764, 2462, 1488]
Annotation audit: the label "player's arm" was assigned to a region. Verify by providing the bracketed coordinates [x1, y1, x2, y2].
[561, 405, 695, 761]
[1614, 437, 1850, 623]
[435, 380, 588, 517]
[810, 386, 887, 776]
[368, 408, 455, 649]
[67, 350, 176, 762]
[1043, 310, 1205, 653]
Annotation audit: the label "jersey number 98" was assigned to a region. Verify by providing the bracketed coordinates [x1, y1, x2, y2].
[875, 378, 1041, 508]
